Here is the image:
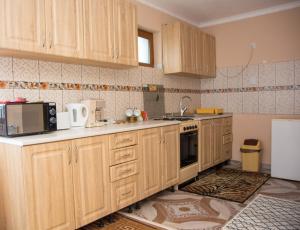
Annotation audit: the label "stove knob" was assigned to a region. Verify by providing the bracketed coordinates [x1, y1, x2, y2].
[50, 117, 57, 124]
[195, 125, 198, 129]
[49, 108, 56, 116]
[183, 127, 187, 131]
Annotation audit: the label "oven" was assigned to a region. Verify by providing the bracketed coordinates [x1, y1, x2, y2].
[180, 122, 198, 168]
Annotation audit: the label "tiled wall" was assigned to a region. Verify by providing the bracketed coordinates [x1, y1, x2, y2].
[0, 57, 202, 120]
[201, 60, 300, 115]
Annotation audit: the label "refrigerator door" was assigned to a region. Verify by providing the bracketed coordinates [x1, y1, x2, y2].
[271, 119, 300, 181]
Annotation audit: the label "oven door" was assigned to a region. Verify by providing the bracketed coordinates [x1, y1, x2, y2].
[180, 131, 198, 168]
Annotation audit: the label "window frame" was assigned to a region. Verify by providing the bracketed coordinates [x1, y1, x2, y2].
[138, 29, 154, 68]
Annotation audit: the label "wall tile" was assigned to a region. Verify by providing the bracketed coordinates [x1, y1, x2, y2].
[62, 64, 81, 84]
[62, 90, 83, 105]
[163, 75, 178, 88]
[82, 90, 100, 100]
[227, 66, 243, 88]
[201, 93, 214, 108]
[40, 90, 63, 112]
[115, 69, 129, 86]
[0, 89, 14, 101]
[201, 78, 214, 90]
[152, 68, 164, 85]
[82, 65, 99, 84]
[128, 67, 142, 86]
[141, 66, 153, 84]
[0, 57, 12, 81]
[243, 92, 258, 113]
[190, 93, 201, 109]
[129, 91, 143, 110]
[259, 91, 275, 114]
[13, 58, 39, 82]
[227, 93, 243, 113]
[100, 91, 116, 119]
[100, 67, 115, 85]
[14, 89, 39, 102]
[115, 91, 130, 120]
[295, 90, 300, 114]
[214, 93, 227, 111]
[214, 67, 227, 89]
[259, 63, 275, 87]
[164, 93, 175, 113]
[275, 61, 294, 86]
[295, 60, 300, 85]
[188, 77, 201, 90]
[243, 64, 258, 87]
[39, 61, 61, 83]
[276, 90, 294, 114]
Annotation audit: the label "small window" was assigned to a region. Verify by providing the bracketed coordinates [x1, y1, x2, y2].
[138, 29, 154, 67]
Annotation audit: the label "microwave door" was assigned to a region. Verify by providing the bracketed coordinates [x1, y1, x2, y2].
[6, 104, 44, 136]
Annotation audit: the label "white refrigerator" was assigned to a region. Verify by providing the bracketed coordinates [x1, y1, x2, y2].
[271, 119, 300, 181]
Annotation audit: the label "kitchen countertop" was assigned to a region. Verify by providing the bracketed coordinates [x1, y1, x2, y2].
[0, 113, 232, 146]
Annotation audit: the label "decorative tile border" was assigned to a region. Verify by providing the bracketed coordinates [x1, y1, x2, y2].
[0, 80, 202, 94]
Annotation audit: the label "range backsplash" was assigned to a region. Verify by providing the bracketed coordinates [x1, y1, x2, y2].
[0, 57, 201, 120]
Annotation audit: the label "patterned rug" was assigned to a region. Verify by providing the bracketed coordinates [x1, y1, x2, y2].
[181, 168, 270, 203]
[80, 214, 158, 230]
[223, 195, 300, 229]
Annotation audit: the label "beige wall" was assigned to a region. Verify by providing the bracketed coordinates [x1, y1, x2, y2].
[136, 2, 300, 165]
[203, 7, 300, 67]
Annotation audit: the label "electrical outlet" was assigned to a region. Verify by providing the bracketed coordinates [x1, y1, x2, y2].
[250, 42, 256, 49]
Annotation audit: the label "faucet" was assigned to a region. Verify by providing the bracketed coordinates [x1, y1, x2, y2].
[179, 96, 192, 116]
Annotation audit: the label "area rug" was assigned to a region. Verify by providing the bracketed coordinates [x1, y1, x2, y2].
[80, 214, 159, 230]
[181, 168, 270, 203]
[223, 194, 300, 229]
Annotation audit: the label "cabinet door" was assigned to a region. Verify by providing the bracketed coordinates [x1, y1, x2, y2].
[202, 33, 210, 77]
[196, 30, 204, 75]
[200, 120, 213, 170]
[23, 141, 75, 230]
[72, 136, 111, 228]
[0, 0, 46, 52]
[208, 35, 216, 77]
[212, 119, 223, 164]
[181, 23, 196, 74]
[114, 0, 138, 66]
[46, 0, 83, 57]
[83, 0, 114, 62]
[139, 128, 161, 198]
[161, 125, 180, 189]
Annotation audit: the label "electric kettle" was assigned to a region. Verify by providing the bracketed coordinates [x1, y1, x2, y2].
[65, 103, 89, 127]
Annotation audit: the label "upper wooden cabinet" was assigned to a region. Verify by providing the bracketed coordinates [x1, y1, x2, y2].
[0, 0, 138, 68]
[0, 0, 46, 52]
[46, 0, 84, 57]
[162, 21, 216, 78]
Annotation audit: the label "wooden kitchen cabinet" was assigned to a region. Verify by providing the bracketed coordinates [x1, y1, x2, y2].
[162, 21, 216, 78]
[139, 128, 162, 199]
[0, 0, 46, 52]
[72, 136, 111, 228]
[199, 120, 213, 170]
[212, 119, 223, 164]
[23, 141, 75, 230]
[45, 0, 84, 58]
[199, 117, 232, 171]
[161, 125, 180, 189]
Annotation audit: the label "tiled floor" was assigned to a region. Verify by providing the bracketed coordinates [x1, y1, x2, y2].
[120, 163, 300, 230]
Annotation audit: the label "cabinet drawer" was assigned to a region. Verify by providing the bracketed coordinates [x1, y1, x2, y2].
[223, 143, 232, 160]
[110, 146, 137, 166]
[110, 160, 138, 182]
[223, 134, 232, 144]
[109, 132, 138, 149]
[223, 125, 232, 135]
[111, 175, 139, 211]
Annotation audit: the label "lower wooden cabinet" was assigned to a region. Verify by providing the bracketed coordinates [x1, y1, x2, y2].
[23, 141, 75, 230]
[199, 117, 233, 172]
[161, 125, 180, 189]
[139, 128, 162, 199]
[72, 136, 111, 228]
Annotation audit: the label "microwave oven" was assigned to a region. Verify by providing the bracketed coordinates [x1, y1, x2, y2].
[0, 102, 57, 137]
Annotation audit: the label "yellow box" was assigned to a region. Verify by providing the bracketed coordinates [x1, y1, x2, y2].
[242, 152, 260, 172]
[196, 108, 224, 115]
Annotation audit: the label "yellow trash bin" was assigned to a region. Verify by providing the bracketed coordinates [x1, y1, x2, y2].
[241, 139, 261, 172]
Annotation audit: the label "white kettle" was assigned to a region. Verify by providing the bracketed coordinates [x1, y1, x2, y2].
[65, 103, 89, 127]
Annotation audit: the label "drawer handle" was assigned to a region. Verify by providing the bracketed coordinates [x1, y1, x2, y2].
[117, 137, 133, 144]
[121, 191, 132, 197]
[119, 169, 133, 176]
[119, 153, 131, 159]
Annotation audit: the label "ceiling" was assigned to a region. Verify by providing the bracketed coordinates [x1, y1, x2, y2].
[138, 0, 300, 27]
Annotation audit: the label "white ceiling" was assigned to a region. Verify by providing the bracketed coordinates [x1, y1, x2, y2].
[138, 0, 300, 27]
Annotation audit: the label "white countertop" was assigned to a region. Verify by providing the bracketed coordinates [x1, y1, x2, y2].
[0, 114, 232, 146]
